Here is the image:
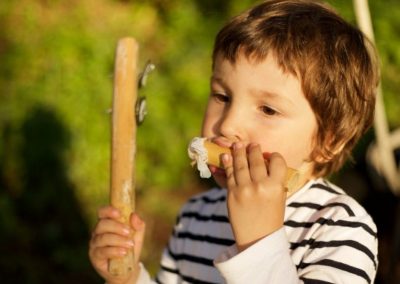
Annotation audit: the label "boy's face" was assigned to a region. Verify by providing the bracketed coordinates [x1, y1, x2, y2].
[201, 52, 318, 188]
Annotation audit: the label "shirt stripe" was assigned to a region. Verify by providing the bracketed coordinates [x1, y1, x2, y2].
[175, 231, 235, 246]
[288, 201, 355, 217]
[151, 179, 377, 284]
[290, 239, 377, 268]
[284, 217, 377, 237]
[180, 211, 229, 223]
[298, 259, 371, 283]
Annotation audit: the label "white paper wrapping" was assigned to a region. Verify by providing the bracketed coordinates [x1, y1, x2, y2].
[188, 137, 212, 178]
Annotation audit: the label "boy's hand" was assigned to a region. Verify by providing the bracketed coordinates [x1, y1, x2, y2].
[89, 206, 146, 284]
[222, 142, 287, 252]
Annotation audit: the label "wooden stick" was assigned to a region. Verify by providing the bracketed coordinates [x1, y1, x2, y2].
[108, 37, 138, 276]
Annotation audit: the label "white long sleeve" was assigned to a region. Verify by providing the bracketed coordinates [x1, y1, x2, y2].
[215, 228, 299, 283]
[136, 263, 154, 284]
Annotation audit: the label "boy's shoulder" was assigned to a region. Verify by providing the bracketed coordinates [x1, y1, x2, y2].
[290, 178, 374, 220]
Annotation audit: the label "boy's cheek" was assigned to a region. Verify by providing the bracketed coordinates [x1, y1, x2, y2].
[200, 119, 215, 138]
[200, 110, 211, 134]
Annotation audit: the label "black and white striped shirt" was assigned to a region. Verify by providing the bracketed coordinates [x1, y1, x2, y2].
[138, 178, 378, 284]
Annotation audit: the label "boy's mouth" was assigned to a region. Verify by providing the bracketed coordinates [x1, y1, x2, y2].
[210, 137, 234, 149]
[187, 137, 233, 179]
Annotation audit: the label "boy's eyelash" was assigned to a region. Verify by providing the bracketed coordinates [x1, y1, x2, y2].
[212, 93, 230, 103]
[260, 105, 279, 116]
[211, 92, 278, 116]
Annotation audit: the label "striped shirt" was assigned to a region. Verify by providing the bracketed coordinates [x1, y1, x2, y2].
[138, 178, 378, 284]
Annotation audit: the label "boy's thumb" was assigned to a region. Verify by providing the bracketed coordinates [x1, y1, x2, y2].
[130, 213, 146, 263]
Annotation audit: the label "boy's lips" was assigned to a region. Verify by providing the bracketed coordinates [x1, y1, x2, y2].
[210, 137, 234, 149]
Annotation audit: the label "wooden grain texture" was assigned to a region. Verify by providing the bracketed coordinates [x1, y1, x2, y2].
[108, 37, 138, 276]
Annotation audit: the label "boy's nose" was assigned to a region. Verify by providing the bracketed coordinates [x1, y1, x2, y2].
[218, 106, 243, 140]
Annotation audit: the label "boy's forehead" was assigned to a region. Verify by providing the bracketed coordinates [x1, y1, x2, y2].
[211, 53, 304, 100]
[212, 51, 296, 81]
[213, 49, 264, 65]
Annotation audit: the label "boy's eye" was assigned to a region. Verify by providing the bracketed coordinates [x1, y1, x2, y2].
[261, 105, 278, 116]
[212, 93, 230, 103]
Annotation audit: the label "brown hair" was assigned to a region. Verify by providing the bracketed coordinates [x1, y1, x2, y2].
[212, 0, 379, 177]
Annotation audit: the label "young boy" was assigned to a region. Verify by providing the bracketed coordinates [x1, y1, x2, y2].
[89, 0, 379, 283]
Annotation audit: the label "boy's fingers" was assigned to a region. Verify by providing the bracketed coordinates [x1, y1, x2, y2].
[130, 213, 146, 263]
[130, 213, 145, 230]
[91, 233, 134, 249]
[91, 246, 128, 261]
[98, 206, 121, 219]
[232, 142, 250, 184]
[222, 153, 236, 188]
[93, 219, 131, 236]
[248, 144, 268, 181]
[268, 152, 287, 185]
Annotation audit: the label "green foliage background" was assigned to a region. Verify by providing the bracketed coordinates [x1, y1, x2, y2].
[0, 0, 399, 283]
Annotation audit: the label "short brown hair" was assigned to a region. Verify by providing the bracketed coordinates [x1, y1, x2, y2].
[212, 0, 379, 177]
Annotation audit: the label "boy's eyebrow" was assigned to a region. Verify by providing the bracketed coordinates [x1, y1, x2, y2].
[253, 89, 295, 106]
[211, 76, 295, 107]
[210, 76, 230, 91]
[253, 89, 280, 99]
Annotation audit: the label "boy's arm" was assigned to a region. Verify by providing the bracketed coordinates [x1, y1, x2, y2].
[296, 211, 378, 283]
[215, 143, 299, 282]
[214, 228, 299, 284]
[219, 144, 377, 283]
[221, 143, 287, 251]
[215, 203, 378, 284]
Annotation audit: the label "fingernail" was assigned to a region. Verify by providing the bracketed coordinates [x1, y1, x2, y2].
[250, 143, 258, 148]
[126, 240, 134, 247]
[263, 152, 271, 159]
[221, 153, 230, 163]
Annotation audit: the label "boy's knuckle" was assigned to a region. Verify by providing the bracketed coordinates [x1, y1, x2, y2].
[235, 165, 248, 173]
[235, 185, 252, 199]
[254, 181, 265, 191]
